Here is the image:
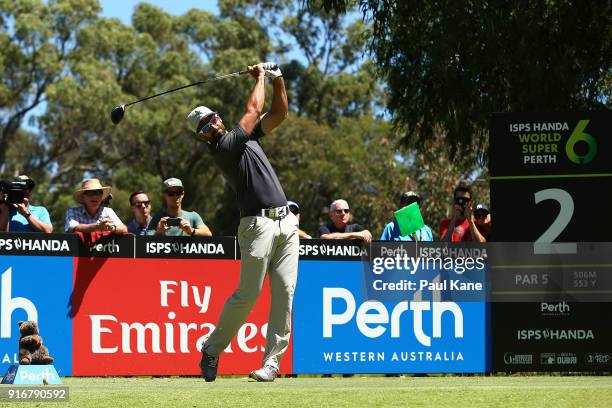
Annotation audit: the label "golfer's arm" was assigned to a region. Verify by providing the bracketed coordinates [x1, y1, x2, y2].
[239, 75, 266, 134]
[261, 77, 288, 134]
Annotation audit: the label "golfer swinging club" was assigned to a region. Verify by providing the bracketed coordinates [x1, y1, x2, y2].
[187, 62, 298, 382]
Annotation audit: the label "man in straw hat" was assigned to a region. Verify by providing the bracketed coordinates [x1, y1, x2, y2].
[0, 175, 52, 233]
[65, 178, 126, 234]
[187, 62, 297, 382]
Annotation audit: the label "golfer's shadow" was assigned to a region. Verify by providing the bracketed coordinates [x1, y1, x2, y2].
[66, 234, 113, 318]
[67, 256, 109, 318]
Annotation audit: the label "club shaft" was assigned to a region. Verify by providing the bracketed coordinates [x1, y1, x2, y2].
[124, 70, 248, 108]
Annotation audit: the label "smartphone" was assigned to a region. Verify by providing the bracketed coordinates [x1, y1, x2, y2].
[166, 217, 182, 227]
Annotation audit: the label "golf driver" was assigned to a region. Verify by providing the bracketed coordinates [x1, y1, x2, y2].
[110, 65, 277, 125]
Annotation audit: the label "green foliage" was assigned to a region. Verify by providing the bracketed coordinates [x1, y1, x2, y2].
[319, 0, 611, 159]
[264, 114, 407, 237]
[54, 375, 612, 408]
[0, 0, 491, 236]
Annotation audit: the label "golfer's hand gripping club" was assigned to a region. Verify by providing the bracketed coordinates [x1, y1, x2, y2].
[263, 62, 282, 79]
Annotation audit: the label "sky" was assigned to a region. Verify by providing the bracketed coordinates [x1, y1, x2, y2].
[99, 0, 219, 24]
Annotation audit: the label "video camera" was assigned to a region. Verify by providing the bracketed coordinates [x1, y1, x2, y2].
[454, 196, 469, 216]
[0, 180, 28, 204]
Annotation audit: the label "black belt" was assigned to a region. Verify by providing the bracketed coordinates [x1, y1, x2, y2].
[242, 205, 289, 219]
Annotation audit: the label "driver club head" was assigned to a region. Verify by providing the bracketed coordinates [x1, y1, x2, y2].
[110, 105, 126, 125]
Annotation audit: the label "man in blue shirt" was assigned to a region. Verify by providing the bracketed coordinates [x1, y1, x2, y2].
[380, 191, 433, 241]
[127, 191, 152, 235]
[0, 175, 52, 233]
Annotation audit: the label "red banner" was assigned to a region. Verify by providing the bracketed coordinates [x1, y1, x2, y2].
[72, 258, 292, 375]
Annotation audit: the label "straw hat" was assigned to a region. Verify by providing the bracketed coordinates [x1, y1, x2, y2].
[73, 178, 112, 202]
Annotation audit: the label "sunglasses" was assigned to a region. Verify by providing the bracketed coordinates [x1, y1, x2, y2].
[334, 209, 350, 214]
[166, 190, 183, 197]
[83, 190, 103, 197]
[474, 211, 489, 219]
[133, 201, 150, 208]
[198, 114, 219, 133]
[289, 207, 299, 215]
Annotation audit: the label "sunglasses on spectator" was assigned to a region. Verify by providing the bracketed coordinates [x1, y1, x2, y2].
[83, 190, 103, 197]
[198, 114, 219, 133]
[474, 211, 489, 219]
[133, 201, 151, 208]
[289, 206, 299, 215]
[165, 190, 183, 197]
[335, 209, 350, 214]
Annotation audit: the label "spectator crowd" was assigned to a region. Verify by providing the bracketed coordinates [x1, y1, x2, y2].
[1, 175, 491, 242]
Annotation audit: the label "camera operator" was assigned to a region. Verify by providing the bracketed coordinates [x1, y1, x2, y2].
[439, 182, 487, 242]
[0, 175, 52, 233]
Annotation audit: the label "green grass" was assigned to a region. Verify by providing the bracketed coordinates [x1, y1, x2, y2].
[7, 375, 612, 408]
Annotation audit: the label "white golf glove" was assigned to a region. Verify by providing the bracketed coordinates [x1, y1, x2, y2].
[263, 61, 282, 79]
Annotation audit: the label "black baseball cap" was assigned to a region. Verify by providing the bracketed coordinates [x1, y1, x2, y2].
[14, 175, 35, 190]
[287, 200, 300, 214]
[400, 191, 421, 206]
[475, 203, 490, 214]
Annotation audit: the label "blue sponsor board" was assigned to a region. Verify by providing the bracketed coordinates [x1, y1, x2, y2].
[2, 364, 62, 384]
[293, 260, 488, 373]
[0, 256, 72, 376]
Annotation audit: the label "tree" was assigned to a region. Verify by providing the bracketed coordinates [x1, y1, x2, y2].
[219, 0, 383, 125]
[0, 0, 100, 170]
[262, 114, 409, 237]
[317, 0, 612, 157]
[1, 0, 412, 236]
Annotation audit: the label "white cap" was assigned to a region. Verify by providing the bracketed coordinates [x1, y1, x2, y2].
[186, 106, 216, 133]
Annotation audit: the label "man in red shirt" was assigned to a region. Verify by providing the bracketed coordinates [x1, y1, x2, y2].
[440, 182, 488, 242]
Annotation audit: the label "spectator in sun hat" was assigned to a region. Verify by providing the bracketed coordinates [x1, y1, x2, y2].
[287, 200, 312, 239]
[380, 191, 433, 241]
[64, 178, 127, 234]
[0, 175, 53, 233]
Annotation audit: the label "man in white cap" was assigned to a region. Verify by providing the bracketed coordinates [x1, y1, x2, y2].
[146, 177, 212, 237]
[187, 62, 297, 382]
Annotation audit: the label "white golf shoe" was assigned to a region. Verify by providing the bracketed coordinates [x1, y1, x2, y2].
[249, 365, 278, 382]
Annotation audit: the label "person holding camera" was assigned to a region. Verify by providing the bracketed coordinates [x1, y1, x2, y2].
[0, 175, 52, 233]
[146, 178, 212, 237]
[439, 182, 488, 242]
[65, 178, 127, 234]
